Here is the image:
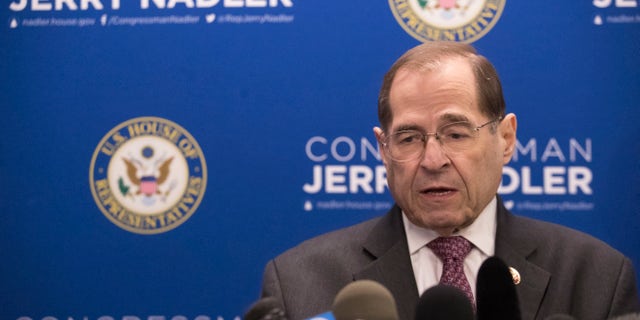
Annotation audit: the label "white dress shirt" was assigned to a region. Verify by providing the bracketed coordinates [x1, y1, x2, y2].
[403, 196, 497, 297]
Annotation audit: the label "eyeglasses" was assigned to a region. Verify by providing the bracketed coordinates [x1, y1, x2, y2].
[381, 116, 504, 162]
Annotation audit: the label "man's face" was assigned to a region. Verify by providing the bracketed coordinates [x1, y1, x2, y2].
[374, 57, 516, 236]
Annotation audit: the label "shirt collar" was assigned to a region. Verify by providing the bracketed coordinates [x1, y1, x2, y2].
[403, 197, 497, 256]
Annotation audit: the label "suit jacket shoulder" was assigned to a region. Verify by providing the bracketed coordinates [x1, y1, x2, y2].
[261, 215, 381, 319]
[261, 206, 420, 320]
[495, 201, 640, 319]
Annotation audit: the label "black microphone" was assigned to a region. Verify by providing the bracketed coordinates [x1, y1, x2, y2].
[476, 256, 522, 320]
[414, 284, 474, 320]
[244, 297, 288, 320]
[331, 279, 399, 320]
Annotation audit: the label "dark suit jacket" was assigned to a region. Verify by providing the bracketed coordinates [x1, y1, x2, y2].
[261, 198, 640, 320]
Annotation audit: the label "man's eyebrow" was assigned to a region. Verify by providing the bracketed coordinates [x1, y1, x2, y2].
[391, 114, 471, 133]
[440, 113, 470, 123]
[393, 124, 422, 132]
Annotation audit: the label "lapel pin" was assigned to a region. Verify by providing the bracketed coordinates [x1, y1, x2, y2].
[509, 267, 521, 285]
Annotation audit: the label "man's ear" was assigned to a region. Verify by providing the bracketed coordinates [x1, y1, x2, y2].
[500, 113, 517, 164]
[373, 127, 388, 165]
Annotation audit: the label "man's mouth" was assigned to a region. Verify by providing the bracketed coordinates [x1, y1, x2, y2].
[420, 187, 455, 196]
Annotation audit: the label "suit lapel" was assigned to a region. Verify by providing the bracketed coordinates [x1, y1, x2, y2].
[354, 205, 419, 320]
[495, 198, 551, 320]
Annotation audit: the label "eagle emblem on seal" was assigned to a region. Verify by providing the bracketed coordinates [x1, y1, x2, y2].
[120, 155, 174, 199]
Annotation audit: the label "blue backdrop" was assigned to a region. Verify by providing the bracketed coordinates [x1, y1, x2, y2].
[2, 1, 639, 319]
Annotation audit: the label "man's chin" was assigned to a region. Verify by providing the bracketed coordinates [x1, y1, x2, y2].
[408, 210, 470, 232]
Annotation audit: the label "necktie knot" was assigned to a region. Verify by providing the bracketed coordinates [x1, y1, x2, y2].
[426, 236, 472, 261]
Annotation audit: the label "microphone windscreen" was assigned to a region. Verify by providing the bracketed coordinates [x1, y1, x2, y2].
[332, 279, 399, 320]
[244, 297, 287, 320]
[476, 256, 521, 320]
[414, 284, 474, 320]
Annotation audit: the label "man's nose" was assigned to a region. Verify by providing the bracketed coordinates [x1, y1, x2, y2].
[420, 136, 450, 170]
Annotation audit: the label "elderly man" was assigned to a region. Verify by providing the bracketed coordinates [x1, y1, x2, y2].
[260, 42, 640, 320]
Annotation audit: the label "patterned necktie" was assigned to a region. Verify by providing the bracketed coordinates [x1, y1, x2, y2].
[427, 236, 475, 309]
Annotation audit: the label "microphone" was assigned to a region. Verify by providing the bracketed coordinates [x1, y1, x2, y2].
[476, 256, 522, 320]
[414, 284, 474, 320]
[332, 279, 399, 320]
[305, 280, 399, 320]
[244, 297, 288, 320]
